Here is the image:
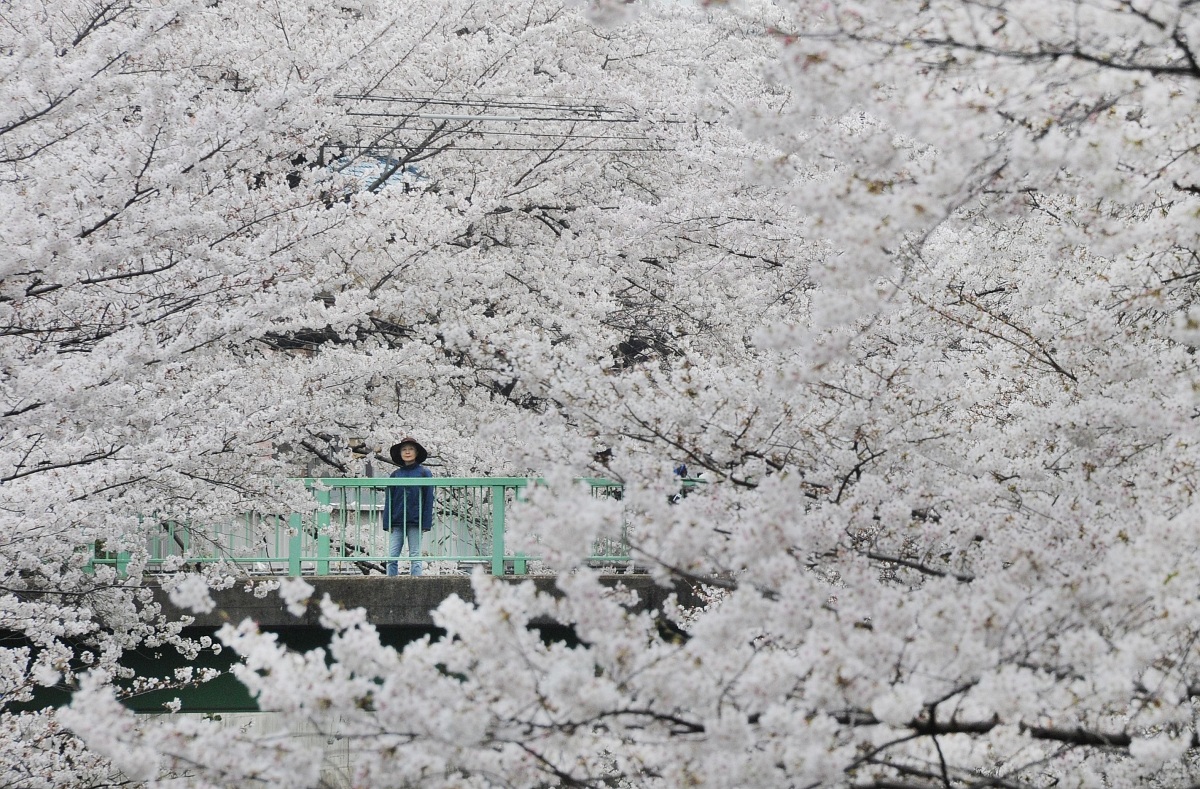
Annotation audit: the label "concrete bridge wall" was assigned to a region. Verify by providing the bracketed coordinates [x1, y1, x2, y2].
[151, 574, 704, 629]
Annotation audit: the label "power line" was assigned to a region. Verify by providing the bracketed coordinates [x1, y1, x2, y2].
[345, 110, 641, 124]
[327, 92, 688, 171]
[328, 142, 667, 154]
[337, 92, 638, 118]
[348, 122, 653, 142]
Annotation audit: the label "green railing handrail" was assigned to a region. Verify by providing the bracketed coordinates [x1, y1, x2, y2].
[87, 476, 654, 578]
[305, 476, 542, 487]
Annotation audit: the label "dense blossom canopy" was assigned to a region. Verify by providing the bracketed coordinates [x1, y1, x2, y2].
[5, 0, 1200, 787]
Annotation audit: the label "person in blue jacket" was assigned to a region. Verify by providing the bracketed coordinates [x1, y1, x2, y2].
[383, 437, 434, 576]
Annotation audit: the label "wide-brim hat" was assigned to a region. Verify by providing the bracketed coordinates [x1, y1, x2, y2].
[390, 437, 428, 465]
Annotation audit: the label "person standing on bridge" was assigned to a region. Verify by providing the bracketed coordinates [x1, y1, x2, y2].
[383, 437, 435, 577]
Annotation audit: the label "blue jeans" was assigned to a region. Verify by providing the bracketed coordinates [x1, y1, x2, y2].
[387, 525, 423, 576]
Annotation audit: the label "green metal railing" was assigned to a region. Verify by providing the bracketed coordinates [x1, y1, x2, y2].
[88, 477, 631, 577]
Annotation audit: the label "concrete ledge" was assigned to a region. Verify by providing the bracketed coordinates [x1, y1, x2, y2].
[151, 575, 704, 629]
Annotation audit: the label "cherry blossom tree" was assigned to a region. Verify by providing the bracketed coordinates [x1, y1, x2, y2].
[14, 0, 1200, 787]
[0, 1, 395, 780]
[475, 1, 1200, 786]
[1, 0, 801, 784]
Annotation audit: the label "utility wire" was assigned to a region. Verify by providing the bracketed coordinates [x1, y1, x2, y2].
[348, 123, 653, 141]
[327, 92, 691, 164]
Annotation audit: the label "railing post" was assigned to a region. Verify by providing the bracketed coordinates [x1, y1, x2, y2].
[172, 520, 188, 555]
[315, 489, 331, 577]
[288, 513, 303, 577]
[316, 536, 330, 576]
[116, 551, 131, 578]
[491, 483, 506, 576]
[509, 482, 526, 575]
